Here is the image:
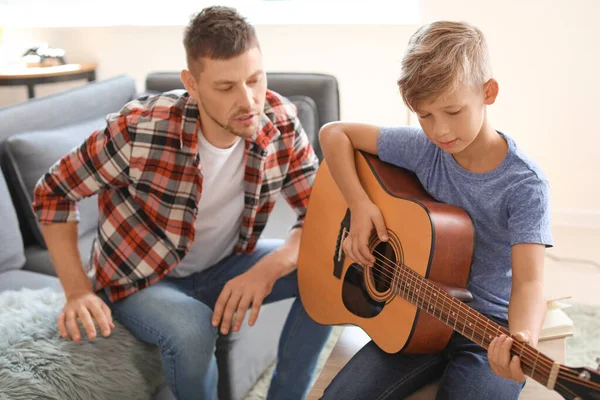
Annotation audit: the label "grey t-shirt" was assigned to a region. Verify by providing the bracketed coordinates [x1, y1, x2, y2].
[377, 126, 553, 320]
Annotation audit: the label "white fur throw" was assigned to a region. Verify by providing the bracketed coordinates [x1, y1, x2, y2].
[0, 288, 164, 400]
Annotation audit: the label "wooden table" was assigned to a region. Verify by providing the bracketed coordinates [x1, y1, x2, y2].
[0, 63, 97, 99]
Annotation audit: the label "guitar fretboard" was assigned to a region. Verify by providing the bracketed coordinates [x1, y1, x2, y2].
[377, 256, 556, 388]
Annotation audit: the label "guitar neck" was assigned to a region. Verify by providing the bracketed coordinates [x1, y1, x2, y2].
[392, 264, 561, 390]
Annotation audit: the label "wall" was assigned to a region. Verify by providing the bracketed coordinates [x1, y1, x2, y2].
[1, 0, 598, 228]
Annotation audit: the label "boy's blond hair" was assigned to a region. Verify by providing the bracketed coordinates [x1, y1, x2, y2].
[398, 21, 492, 112]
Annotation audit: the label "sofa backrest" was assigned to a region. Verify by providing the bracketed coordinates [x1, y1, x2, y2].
[0, 75, 137, 142]
[0, 170, 26, 273]
[145, 72, 340, 160]
[0, 75, 137, 248]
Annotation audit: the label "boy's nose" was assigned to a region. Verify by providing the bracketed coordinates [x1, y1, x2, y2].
[433, 123, 450, 136]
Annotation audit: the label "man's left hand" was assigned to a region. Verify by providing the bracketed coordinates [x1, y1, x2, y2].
[488, 331, 531, 383]
[212, 253, 285, 335]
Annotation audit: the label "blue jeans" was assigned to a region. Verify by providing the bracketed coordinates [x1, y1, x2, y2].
[102, 239, 332, 400]
[322, 320, 524, 400]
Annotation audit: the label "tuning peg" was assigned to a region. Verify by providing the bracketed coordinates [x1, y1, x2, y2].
[596, 357, 600, 372]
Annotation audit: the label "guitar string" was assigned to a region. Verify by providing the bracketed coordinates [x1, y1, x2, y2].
[362, 248, 600, 390]
[338, 232, 550, 366]
[362, 249, 555, 380]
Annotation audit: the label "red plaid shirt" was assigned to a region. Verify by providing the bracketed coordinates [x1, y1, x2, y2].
[32, 90, 318, 301]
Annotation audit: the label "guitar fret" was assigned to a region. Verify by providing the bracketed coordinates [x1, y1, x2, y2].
[519, 342, 525, 359]
[433, 291, 441, 317]
[438, 289, 444, 320]
[418, 273, 424, 309]
[453, 302, 458, 330]
[427, 283, 434, 314]
[531, 350, 540, 380]
[470, 311, 476, 342]
[481, 322, 488, 347]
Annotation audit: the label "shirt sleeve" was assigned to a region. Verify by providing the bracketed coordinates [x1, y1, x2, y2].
[280, 115, 319, 230]
[377, 125, 433, 173]
[32, 111, 134, 224]
[507, 177, 553, 247]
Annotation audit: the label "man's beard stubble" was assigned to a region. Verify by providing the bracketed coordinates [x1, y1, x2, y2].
[203, 106, 259, 138]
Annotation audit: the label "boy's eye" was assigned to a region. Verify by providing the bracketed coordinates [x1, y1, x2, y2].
[447, 109, 462, 115]
[418, 114, 431, 119]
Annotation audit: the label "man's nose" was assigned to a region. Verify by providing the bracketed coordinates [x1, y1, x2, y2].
[238, 85, 254, 109]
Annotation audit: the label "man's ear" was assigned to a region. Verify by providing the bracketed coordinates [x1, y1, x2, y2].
[181, 69, 199, 101]
[483, 78, 499, 105]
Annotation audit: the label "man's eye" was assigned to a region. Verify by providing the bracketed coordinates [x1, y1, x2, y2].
[217, 87, 233, 92]
[418, 114, 431, 119]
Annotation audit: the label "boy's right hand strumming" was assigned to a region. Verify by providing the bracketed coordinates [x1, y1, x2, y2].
[343, 200, 389, 268]
[59, 291, 114, 342]
[319, 122, 389, 268]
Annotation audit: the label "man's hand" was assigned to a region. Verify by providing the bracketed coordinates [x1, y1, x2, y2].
[212, 253, 283, 335]
[58, 291, 115, 342]
[488, 331, 531, 382]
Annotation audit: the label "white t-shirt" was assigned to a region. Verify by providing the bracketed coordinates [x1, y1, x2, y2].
[170, 132, 245, 277]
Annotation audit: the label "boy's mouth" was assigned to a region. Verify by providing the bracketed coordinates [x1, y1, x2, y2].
[439, 139, 457, 148]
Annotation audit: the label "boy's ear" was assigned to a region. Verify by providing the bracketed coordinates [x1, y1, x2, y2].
[483, 78, 499, 105]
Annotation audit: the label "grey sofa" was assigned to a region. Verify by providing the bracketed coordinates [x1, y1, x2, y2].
[0, 72, 339, 399]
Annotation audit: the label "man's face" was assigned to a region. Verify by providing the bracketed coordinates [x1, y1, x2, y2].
[184, 47, 267, 139]
[415, 80, 496, 154]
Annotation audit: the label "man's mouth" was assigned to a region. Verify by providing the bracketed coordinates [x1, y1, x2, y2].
[233, 113, 257, 127]
[234, 113, 255, 121]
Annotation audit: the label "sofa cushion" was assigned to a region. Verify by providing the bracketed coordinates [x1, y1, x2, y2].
[0, 171, 26, 273]
[216, 299, 293, 400]
[3, 117, 106, 248]
[24, 230, 97, 277]
[0, 269, 62, 292]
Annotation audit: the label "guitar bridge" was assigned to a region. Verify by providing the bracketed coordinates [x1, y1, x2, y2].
[333, 209, 352, 279]
[337, 228, 348, 262]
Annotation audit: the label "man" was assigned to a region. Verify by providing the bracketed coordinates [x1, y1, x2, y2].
[33, 6, 332, 400]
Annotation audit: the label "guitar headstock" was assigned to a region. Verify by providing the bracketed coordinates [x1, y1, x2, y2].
[555, 362, 600, 400]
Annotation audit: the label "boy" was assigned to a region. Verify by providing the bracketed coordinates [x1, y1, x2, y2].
[319, 21, 552, 399]
[32, 6, 331, 400]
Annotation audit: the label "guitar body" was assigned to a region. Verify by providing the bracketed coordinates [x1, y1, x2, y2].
[298, 151, 475, 354]
[299, 151, 600, 399]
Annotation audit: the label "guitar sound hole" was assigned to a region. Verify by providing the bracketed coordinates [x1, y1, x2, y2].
[371, 241, 397, 293]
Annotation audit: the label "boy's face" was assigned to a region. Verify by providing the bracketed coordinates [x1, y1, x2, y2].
[182, 46, 267, 139]
[415, 80, 498, 154]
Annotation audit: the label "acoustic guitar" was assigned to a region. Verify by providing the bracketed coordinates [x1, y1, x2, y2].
[297, 151, 600, 400]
